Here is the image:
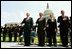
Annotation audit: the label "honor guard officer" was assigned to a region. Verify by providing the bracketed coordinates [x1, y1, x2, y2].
[9, 24, 13, 42]
[14, 24, 18, 42]
[3, 24, 7, 42]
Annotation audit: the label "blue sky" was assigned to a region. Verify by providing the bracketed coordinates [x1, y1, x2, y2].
[1, 1, 71, 26]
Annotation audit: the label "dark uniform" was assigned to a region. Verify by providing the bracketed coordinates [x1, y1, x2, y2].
[70, 17, 71, 43]
[36, 17, 46, 46]
[57, 16, 70, 46]
[21, 17, 33, 46]
[46, 19, 57, 46]
[7, 27, 10, 41]
[18, 26, 23, 37]
[1, 27, 3, 37]
[1, 27, 2, 33]
[18, 26, 23, 42]
[14, 25, 18, 42]
[9, 26, 13, 42]
[3, 24, 7, 42]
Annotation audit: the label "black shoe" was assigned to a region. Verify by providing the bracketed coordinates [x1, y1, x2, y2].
[14, 41, 17, 42]
[9, 40, 12, 42]
[24, 45, 30, 46]
[38, 45, 44, 46]
[63, 45, 68, 47]
[38, 44, 44, 46]
[47, 44, 52, 47]
[54, 44, 57, 47]
[9, 41, 11, 42]
[49, 45, 52, 47]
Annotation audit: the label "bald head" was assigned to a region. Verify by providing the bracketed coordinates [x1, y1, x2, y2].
[26, 13, 30, 17]
[39, 13, 43, 17]
[61, 10, 64, 16]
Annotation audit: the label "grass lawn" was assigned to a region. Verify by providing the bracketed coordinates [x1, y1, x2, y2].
[1, 36, 61, 44]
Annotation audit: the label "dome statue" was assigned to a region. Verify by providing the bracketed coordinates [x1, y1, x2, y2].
[44, 3, 54, 22]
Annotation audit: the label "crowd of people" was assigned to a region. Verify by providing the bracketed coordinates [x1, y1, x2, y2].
[1, 24, 23, 42]
[1, 10, 71, 47]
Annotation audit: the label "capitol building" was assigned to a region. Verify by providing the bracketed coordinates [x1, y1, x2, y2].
[44, 3, 54, 22]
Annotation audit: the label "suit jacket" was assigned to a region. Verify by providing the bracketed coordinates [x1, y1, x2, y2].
[57, 16, 70, 29]
[21, 17, 33, 30]
[36, 17, 46, 30]
[47, 19, 57, 31]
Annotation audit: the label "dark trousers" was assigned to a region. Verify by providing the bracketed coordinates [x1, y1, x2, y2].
[9, 33, 12, 42]
[37, 30, 45, 46]
[19, 31, 23, 42]
[70, 32, 71, 43]
[24, 30, 31, 46]
[60, 29, 68, 46]
[47, 31, 57, 45]
[32, 38, 34, 43]
[3, 32, 6, 42]
[14, 33, 17, 42]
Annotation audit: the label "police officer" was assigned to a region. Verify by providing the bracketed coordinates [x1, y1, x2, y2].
[36, 13, 46, 46]
[14, 24, 18, 42]
[7, 27, 10, 41]
[57, 10, 70, 47]
[69, 16, 71, 44]
[1, 26, 3, 38]
[21, 13, 33, 46]
[9, 24, 13, 42]
[3, 24, 7, 42]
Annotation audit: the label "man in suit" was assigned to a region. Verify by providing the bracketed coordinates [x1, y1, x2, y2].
[36, 13, 46, 46]
[57, 10, 70, 47]
[21, 13, 33, 46]
[46, 15, 57, 47]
